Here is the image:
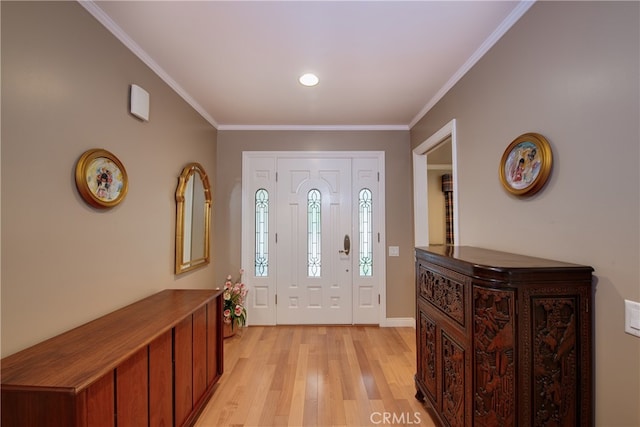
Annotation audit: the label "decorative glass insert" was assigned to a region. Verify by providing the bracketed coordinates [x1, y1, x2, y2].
[254, 188, 269, 277]
[359, 188, 373, 276]
[307, 189, 321, 277]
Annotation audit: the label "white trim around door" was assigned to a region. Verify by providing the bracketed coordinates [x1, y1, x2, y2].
[412, 119, 459, 247]
[241, 151, 386, 326]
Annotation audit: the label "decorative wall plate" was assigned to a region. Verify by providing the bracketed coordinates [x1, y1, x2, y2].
[75, 148, 128, 208]
[499, 133, 553, 197]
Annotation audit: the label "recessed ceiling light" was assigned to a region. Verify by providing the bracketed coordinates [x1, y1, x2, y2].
[299, 73, 319, 87]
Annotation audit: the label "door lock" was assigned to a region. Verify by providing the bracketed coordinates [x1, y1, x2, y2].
[339, 234, 351, 256]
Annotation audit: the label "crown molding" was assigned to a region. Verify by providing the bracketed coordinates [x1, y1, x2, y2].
[78, 0, 219, 129]
[217, 124, 409, 131]
[409, 0, 536, 129]
[79, 0, 534, 132]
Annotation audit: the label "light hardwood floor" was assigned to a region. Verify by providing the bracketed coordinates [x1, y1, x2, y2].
[195, 325, 435, 427]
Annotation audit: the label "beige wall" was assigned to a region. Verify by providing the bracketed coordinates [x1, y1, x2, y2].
[411, 2, 640, 425]
[1, 2, 217, 356]
[214, 130, 414, 319]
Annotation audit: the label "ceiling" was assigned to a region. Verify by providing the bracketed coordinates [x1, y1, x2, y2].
[84, 1, 533, 130]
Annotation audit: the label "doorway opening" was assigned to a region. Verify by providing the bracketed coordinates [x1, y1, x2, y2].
[412, 119, 459, 247]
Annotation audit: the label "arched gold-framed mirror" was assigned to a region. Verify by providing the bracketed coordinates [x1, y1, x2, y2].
[175, 162, 211, 274]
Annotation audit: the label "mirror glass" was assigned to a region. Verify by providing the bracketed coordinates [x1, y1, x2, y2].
[175, 163, 211, 274]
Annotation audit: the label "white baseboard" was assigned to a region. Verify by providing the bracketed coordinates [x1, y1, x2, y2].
[246, 318, 416, 328]
[382, 317, 415, 328]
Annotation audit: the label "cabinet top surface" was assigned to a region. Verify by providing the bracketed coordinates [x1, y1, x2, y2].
[416, 246, 593, 281]
[1, 289, 222, 392]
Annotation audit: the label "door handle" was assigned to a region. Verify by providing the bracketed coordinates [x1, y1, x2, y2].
[339, 234, 351, 256]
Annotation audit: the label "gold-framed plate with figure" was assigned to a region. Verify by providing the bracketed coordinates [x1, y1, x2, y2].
[499, 133, 553, 197]
[75, 148, 128, 208]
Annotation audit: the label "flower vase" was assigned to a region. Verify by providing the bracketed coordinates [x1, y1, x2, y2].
[223, 321, 236, 338]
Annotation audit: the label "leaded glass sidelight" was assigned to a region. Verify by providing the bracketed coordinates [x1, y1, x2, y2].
[307, 189, 321, 277]
[255, 188, 269, 277]
[359, 188, 373, 276]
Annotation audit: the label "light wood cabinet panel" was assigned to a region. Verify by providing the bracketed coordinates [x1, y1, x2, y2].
[1, 289, 224, 427]
[86, 372, 114, 427]
[149, 329, 173, 426]
[116, 347, 148, 427]
[175, 314, 194, 426]
[207, 298, 223, 385]
[0, 388, 77, 426]
[193, 305, 208, 401]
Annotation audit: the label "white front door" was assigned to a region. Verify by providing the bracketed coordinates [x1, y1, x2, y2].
[276, 157, 352, 324]
[242, 151, 385, 326]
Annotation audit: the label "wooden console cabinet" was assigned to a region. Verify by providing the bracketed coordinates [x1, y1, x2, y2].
[415, 246, 593, 427]
[1, 289, 224, 427]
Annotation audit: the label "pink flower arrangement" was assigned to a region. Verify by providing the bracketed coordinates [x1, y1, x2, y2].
[223, 270, 248, 330]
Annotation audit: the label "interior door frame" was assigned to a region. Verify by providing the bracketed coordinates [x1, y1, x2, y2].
[241, 151, 386, 326]
[412, 119, 459, 246]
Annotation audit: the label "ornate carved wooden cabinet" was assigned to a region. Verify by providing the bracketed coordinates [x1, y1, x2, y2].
[414, 246, 593, 427]
[1, 289, 224, 427]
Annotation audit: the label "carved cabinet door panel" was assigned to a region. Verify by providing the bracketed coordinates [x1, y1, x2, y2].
[441, 331, 470, 427]
[418, 301, 438, 405]
[473, 286, 517, 427]
[519, 286, 592, 427]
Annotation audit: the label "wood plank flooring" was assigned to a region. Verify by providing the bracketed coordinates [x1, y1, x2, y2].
[195, 325, 435, 427]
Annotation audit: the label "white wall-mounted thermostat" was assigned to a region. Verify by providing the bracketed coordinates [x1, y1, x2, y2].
[129, 84, 149, 121]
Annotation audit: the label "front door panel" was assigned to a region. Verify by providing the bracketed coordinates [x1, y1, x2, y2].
[276, 157, 352, 324]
